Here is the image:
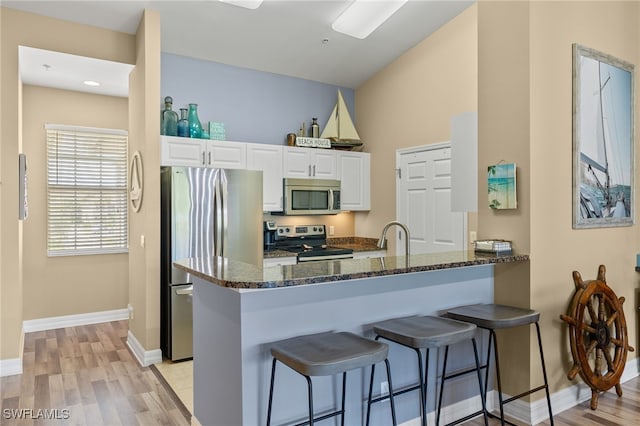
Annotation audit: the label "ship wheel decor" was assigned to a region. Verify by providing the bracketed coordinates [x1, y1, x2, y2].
[559, 265, 634, 410]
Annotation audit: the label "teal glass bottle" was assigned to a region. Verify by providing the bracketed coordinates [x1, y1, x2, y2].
[188, 103, 202, 139]
[161, 96, 178, 136]
[177, 108, 189, 137]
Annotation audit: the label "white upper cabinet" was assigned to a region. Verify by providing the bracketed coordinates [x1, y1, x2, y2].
[207, 140, 246, 169]
[160, 136, 245, 169]
[283, 147, 337, 179]
[246, 143, 284, 212]
[161, 136, 205, 167]
[337, 151, 370, 211]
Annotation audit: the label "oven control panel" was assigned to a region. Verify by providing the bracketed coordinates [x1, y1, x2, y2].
[276, 224, 325, 238]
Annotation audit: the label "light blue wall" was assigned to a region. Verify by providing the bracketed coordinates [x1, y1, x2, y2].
[161, 53, 355, 145]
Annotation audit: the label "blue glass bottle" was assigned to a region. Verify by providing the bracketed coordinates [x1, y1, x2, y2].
[177, 108, 189, 137]
[161, 96, 178, 136]
[188, 103, 202, 139]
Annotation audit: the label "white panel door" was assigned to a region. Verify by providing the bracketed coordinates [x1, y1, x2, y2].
[397, 143, 466, 255]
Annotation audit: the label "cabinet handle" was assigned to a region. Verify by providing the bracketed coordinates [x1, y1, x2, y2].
[202, 152, 206, 166]
[208, 152, 212, 166]
[313, 165, 316, 176]
[308, 165, 312, 177]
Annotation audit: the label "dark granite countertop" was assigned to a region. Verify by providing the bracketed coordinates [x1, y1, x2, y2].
[174, 250, 529, 290]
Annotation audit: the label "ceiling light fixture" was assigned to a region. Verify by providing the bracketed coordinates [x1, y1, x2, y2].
[219, 0, 263, 10]
[332, 0, 408, 39]
[83, 80, 101, 87]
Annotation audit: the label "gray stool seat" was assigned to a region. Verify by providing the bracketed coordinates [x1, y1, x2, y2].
[267, 331, 397, 426]
[445, 303, 554, 425]
[373, 315, 477, 349]
[369, 315, 487, 426]
[446, 304, 540, 329]
[270, 331, 389, 377]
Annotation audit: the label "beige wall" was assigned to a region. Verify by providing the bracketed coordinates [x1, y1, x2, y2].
[127, 9, 162, 350]
[1, 7, 135, 360]
[355, 4, 478, 250]
[528, 1, 639, 395]
[21, 86, 129, 320]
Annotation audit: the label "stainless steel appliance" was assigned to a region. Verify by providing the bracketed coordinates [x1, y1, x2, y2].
[161, 166, 263, 361]
[279, 178, 341, 215]
[264, 220, 277, 251]
[273, 224, 353, 262]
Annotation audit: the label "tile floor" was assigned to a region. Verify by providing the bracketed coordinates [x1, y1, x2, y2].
[153, 359, 194, 414]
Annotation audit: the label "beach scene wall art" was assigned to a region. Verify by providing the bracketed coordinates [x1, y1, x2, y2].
[488, 163, 517, 210]
[572, 44, 634, 228]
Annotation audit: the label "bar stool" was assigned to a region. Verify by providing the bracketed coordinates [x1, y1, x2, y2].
[369, 315, 487, 426]
[445, 304, 554, 425]
[266, 331, 397, 426]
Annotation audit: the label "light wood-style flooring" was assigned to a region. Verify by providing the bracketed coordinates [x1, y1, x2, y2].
[2, 320, 639, 425]
[0, 321, 190, 426]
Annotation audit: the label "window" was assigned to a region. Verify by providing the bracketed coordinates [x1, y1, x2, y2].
[46, 124, 128, 256]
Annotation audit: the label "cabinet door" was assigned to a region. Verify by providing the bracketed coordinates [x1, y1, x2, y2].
[337, 151, 370, 210]
[283, 146, 337, 179]
[247, 143, 283, 212]
[283, 147, 312, 178]
[161, 136, 206, 167]
[312, 150, 337, 179]
[207, 140, 246, 169]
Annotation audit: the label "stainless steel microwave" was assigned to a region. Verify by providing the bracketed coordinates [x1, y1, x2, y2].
[280, 178, 341, 215]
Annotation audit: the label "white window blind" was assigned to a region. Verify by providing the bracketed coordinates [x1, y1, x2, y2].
[46, 124, 128, 256]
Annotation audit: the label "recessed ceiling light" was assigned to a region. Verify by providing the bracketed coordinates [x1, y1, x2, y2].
[83, 80, 101, 87]
[219, 0, 263, 9]
[332, 0, 408, 39]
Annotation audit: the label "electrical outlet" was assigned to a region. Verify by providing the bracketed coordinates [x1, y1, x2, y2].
[140, 235, 145, 248]
[128, 304, 134, 320]
[469, 231, 477, 244]
[329, 225, 335, 236]
[380, 381, 389, 395]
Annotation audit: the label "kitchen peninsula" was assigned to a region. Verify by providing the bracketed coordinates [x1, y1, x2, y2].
[174, 251, 528, 426]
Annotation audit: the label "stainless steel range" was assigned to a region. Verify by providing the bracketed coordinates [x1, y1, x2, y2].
[274, 224, 353, 262]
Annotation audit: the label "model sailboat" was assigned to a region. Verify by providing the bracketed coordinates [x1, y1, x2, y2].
[321, 90, 363, 150]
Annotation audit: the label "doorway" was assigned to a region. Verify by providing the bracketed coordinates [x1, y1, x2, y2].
[396, 142, 467, 255]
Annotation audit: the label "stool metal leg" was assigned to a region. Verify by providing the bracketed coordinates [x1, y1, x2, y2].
[340, 372, 347, 426]
[535, 322, 554, 425]
[384, 358, 398, 426]
[490, 329, 506, 425]
[436, 345, 449, 426]
[472, 338, 489, 426]
[366, 361, 398, 426]
[305, 375, 314, 426]
[267, 358, 277, 426]
[417, 348, 427, 426]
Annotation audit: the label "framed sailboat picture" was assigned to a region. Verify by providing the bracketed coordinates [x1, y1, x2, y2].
[573, 44, 634, 228]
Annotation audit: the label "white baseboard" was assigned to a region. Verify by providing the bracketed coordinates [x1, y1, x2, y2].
[126, 330, 162, 367]
[399, 358, 639, 426]
[22, 308, 129, 333]
[0, 358, 23, 378]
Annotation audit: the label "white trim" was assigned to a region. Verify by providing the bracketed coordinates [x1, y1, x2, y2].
[0, 358, 23, 377]
[22, 308, 129, 333]
[398, 358, 639, 426]
[126, 330, 162, 367]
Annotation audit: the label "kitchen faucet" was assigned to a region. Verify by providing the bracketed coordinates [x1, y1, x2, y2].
[377, 221, 410, 268]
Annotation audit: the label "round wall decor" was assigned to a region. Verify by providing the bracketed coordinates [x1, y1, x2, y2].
[129, 151, 144, 212]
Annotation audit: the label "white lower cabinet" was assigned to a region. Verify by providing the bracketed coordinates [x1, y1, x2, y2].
[352, 250, 386, 259]
[337, 151, 370, 211]
[263, 256, 297, 267]
[247, 143, 283, 212]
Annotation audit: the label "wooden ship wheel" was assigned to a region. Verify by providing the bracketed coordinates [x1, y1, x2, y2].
[559, 265, 634, 410]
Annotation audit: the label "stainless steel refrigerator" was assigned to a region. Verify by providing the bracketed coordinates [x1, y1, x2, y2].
[161, 166, 263, 361]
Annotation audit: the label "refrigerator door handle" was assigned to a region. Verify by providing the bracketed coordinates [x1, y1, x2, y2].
[220, 170, 229, 257]
[175, 285, 193, 296]
[213, 170, 223, 257]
